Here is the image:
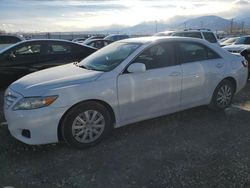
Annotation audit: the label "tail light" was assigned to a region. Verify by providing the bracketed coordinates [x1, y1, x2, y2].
[242, 60, 248, 67]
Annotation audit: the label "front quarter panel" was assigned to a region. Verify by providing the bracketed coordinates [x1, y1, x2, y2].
[46, 74, 120, 125]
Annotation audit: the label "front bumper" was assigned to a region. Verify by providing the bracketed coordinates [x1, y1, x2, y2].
[4, 89, 68, 145]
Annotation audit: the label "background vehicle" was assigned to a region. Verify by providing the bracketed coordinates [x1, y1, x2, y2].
[0, 35, 23, 51]
[154, 29, 219, 44]
[104, 34, 129, 41]
[83, 39, 113, 49]
[0, 39, 96, 85]
[220, 37, 240, 47]
[84, 36, 105, 43]
[223, 36, 250, 53]
[240, 48, 250, 77]
[4, 37, 248, 148]
[72, 38, 88, 43]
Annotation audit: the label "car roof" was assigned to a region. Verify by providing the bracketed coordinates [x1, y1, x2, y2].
[0, 34, 24, 40]
[105, 34, 128, 37]
[84, 39, 113, 43]
[240, 35, 250, 38]
[119, 36, 208, 44]
[0, 39, 96, 53]
[23, 39, 76, 43]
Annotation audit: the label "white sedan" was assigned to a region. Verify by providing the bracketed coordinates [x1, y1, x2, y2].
[4, 37, 248, 148]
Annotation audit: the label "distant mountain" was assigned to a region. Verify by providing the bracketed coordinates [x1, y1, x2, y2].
[234, 16, 250, 28]
[175, 15, 231, 31]
[102, 15, 244, 35]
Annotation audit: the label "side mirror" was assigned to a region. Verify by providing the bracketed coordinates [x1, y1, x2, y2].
[127, 63, 146, 73]
[9, 52, 16, 59]
[4, 52, 16, 60]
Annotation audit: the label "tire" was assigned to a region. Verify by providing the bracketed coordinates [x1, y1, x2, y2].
[60, 101, 113, 148]
[209, 79, 235, 110]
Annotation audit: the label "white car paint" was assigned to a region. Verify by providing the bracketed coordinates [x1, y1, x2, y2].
[4, 37, 248, 145]
[223, 44, 250, 53]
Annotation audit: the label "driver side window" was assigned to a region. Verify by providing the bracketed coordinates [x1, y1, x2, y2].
[14, 44, 41, 56]
[133, 42, 176, 70]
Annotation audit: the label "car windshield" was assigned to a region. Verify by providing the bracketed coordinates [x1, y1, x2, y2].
[234, 37, 250, 45]
[78, 42, 141, 72]
[222, 37, 239, 44]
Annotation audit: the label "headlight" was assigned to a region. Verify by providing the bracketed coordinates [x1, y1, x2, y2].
[13, 96, 58, 111]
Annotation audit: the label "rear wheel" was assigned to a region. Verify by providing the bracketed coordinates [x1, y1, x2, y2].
[209, 80, 235, 110]
[61, 101, 113, 148]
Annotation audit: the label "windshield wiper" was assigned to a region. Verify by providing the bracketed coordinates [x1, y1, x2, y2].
[78, 64, 96, 71]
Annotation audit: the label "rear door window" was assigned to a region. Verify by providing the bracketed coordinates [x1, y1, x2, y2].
[47, 43, 72, 54]
[178, 42, 220, 64]
[202, 32, 217, 43]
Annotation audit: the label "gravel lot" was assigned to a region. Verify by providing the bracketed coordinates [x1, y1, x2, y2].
[1, 82, 250, 188]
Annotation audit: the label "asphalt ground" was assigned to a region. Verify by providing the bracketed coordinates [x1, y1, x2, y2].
[1, 82, 250, 188]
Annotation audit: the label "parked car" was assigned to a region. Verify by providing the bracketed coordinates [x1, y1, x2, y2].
[220, 37, 240, 47]
[4, 37, 248, 148]
[154, 29, 219, 45]
[240, 48, 250, 77]
[104, 34, 129, 41]
[0, 35, 23, 51]
[72, 38, 88, 43]
[84, 36, 105, 43]
[223, 36, 250, 53]
[219, 37, 229, 43]
[0, 39, 96, 85]
[84, 39, 113, 49]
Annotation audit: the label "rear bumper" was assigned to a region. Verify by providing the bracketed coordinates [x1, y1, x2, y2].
[235, 67, 248, 94]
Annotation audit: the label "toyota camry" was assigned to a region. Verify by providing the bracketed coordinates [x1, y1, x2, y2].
[4, 37, 248, 148]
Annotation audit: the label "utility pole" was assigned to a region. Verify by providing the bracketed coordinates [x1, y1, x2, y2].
[230, 19, 233, 35]
[241, 21, 245, 34]
[200, 21, 204, 29]
[155, 20, 158, 33]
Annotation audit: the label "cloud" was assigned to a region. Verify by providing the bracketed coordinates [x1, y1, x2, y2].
[0, 0, 248, 32]
[233, 0, 250, 5]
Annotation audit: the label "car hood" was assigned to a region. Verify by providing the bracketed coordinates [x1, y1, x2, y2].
[223, 44, 250, 52]
[10, 63, 104, 96]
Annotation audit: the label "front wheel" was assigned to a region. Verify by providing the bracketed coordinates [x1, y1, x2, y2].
[209, 80, 235, 110]
[60, 101, 113, 148]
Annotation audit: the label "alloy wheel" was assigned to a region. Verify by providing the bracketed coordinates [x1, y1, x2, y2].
[72, 110, 105, 143]
[216, 84, 232, 108]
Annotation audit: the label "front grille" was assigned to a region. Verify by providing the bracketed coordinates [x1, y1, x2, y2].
[4, 90, 19, 109]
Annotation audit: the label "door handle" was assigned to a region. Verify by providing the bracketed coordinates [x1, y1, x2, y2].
[169, 72, 181, 76]
[216, 63, 223, 68]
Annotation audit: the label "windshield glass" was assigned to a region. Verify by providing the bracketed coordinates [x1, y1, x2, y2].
[234, 37, 243, 44]
[223, 37, 239, 44]
[234, 37, 249, 44]
[79, 42, 141, 72]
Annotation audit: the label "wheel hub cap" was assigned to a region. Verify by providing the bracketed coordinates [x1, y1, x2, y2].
[72, 110, 105, 143]
[216, 85, 232, 107]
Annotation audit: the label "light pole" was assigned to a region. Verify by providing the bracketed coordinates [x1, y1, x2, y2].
[155, 20, 158, 33]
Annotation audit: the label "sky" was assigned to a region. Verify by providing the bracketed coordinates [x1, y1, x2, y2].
[0, 0, 250, 32]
